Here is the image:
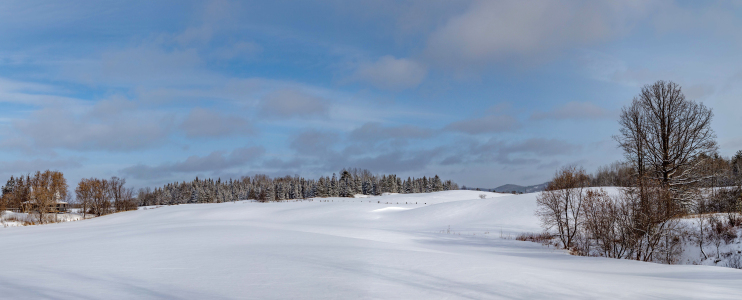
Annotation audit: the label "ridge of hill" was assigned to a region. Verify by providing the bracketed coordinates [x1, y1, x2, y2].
[493, 182, 550, 193]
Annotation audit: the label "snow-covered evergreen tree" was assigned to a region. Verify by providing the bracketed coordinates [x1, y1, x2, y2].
[135, 169, 459, 204]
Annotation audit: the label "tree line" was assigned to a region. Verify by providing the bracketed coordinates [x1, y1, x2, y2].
[2, 168, 458, 221]
[0, 170, 69, 222]
[536, 80, 742, 265]
[589, 152, 742, 189]
[137, 168, 459, 206]
[75, 177, 138, 218]
[1, 172, 138, 222]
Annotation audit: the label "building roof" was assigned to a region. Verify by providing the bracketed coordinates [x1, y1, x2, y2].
[21, 200, 68, 204]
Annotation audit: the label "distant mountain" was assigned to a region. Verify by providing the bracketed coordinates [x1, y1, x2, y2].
[493, 182, 550, 194]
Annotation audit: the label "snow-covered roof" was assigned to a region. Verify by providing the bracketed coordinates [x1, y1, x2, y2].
[21, 200, 68, 204]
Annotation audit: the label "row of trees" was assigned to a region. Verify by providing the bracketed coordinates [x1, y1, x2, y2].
[137, 168, 459, 206]
[589, 152, 742, 191]
[75, 177, 138, 218]
[537, 80, 742, 264]
[0, 170, 69, 222]
[3, 168, 457, 219]
[1, 172, 138, 222]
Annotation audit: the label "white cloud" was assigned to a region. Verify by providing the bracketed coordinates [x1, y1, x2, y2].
[212, 41, 263, 60]
[349, 122, 433, 142]
[463, 137, 581, 165]
[259, 89, 329, 118]
[6, 98, 174, 152]
[425, 1, 652, 69]
[174, 26, 214, 46]
[60, 45, 216, 88]
[120, 146, 265, 180]
[180, 107, 254, 138]
[351, 56, 427, 90]
[0, 157, 83, 174]
[530, 101, 613, 121]
[289, 130, 338, 156]
[0, 78, 81, 106]
[445, 115, 520, 135]
[87, 95, 137, 117]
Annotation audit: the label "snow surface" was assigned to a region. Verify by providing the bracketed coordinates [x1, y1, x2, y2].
[677, 216, 742, 268]
[1, 211, 84, 227]
[1, 189, 741, 299]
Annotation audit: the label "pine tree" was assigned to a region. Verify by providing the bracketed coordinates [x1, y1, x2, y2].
[339, 170, 352, 197]
[433, 175, 443, 192]
[248, 186, 258, 200]
[188, 184, 198, 203]
[353, 176, 362, 194]
[733, 150, 742, 178]
[330, 173, 338, 197]
[265, 183, 275, 202]
[2, 176, 15, 198]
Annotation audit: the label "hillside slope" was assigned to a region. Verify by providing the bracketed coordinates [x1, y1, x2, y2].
[0, 190, 740, 299]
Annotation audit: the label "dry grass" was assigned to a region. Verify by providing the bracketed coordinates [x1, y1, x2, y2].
[516, 232, 555, 245]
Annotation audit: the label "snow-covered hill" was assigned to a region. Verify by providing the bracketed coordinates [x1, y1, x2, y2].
[0, 190, 740, 299]
[494, 182, 550, 193]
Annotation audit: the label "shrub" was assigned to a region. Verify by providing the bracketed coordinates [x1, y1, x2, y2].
[516, 232, 554, 245]
[727, 252, 742, 269]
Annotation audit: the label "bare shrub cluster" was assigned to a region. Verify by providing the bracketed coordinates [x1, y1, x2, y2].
[515, 232, 554, 245]
[537, 167, 685, 263]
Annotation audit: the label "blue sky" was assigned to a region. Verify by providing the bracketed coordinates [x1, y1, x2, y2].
[1, 0, 741, 189]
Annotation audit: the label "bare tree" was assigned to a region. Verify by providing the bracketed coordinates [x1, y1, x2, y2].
[90, 178, 110, 217]
[590, 161, 634, 187]
[109, 177, 126, 212]
[625, 179, 683, 263]
[582, 189, 629, 258]
[137, 187, 153, 206]
[616, 80, 717, 207]
[617, 100, 648, 182]
[536, 166, 590, 249]
[75, 178, 94, 218]
[75, 177, 136, 217]
[120, 187, 138, 211]
[29, 170, 68, 223]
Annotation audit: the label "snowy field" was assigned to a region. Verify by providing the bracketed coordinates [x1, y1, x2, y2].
[1, 190, 741, 299]
[1, 211, 84, 227]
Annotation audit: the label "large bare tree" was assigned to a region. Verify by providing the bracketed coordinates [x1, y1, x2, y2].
[30, 170, 68, 223]
[75, 178, 93, 218]
[615, 80, 717, 206]
[108, 177, 126, 212]
[90, 178, 111, 217]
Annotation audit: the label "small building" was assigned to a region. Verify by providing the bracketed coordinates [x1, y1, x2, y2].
[21, 200, 69, 213]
